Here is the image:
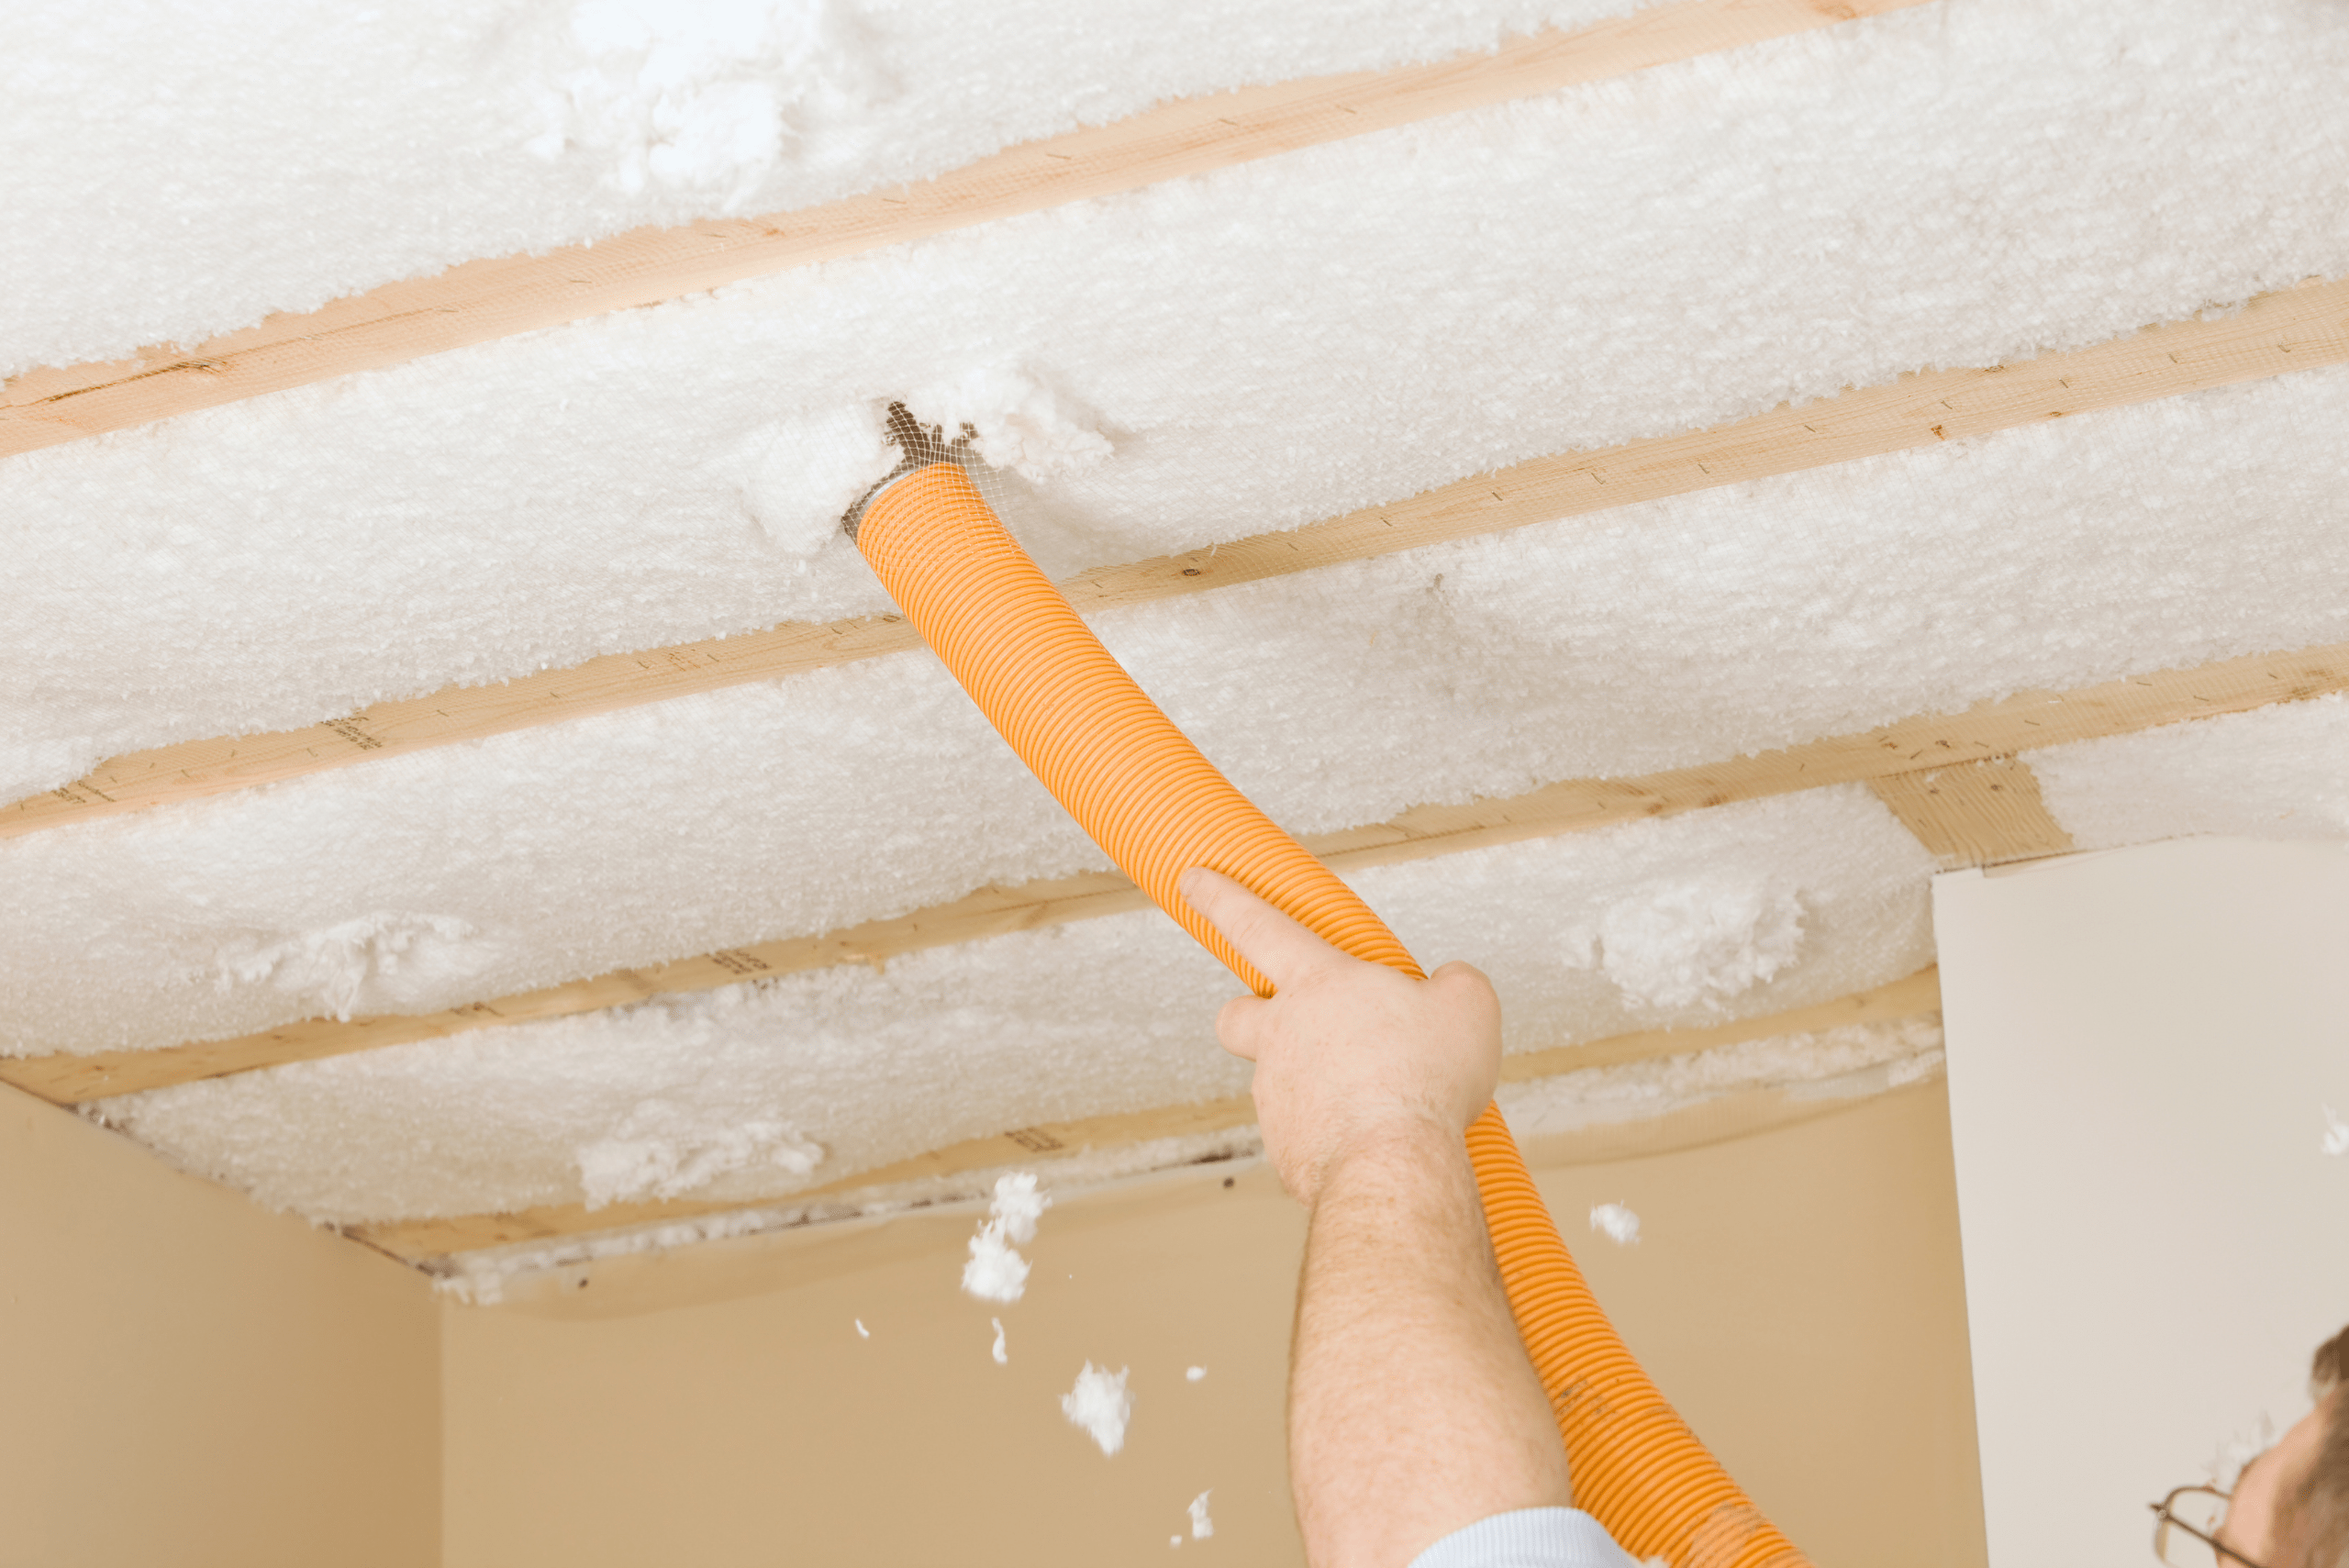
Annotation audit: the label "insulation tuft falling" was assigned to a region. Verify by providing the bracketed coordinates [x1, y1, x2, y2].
[962, 1173, 1050, 1303]
[1062, 1362, 1134, 1456]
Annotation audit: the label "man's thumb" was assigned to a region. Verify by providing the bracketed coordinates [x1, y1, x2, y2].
[1215, 993, 1266, 1062]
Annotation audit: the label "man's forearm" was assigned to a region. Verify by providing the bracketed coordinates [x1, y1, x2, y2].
[1289, 1116, 1572, 1568]
[1176, 872, 1569, 1564]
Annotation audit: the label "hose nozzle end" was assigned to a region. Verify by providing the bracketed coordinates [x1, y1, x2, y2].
[841, 401, 980, 540]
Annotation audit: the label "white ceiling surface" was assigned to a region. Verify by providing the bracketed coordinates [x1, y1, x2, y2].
[5, 0, 2348, 1232]
[9, 0, 2349, 806]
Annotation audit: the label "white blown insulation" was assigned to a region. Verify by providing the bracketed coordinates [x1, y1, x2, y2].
[6, 0, 2349, 1235]
[7, 364, 2347, 1060]
[99, 788, 1934, 1223]
[2032, 695, 2349, 851]
[0, 0, 1664, 379]
[8, 0, 2349, 799]
[422, 1004, 1949, 1296]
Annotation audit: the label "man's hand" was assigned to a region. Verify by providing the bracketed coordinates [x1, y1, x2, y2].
[1180, 867, 1572, 1568]
[1179, 867, 1502, 1207]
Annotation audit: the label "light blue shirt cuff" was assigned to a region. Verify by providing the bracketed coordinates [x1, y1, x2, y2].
[1408, 1507, 1643, 1568]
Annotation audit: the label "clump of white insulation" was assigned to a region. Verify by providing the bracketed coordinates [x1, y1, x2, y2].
[1562, 877, 1802, 1012]
[962, 1172, 1050, 1304]
[212, 912, 491, 1023]
[1062, 1362, 1133, 1456]
[723, 402, 897, 558]
[6, 0, 2349, 1240]
[1588, 1204, 1642, 1246]
[575, 1105, 821, 1209]
[531, 0, 892, 211]
[912, 367, 1115, 485]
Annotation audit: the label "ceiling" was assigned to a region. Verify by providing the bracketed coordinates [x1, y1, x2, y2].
[4, 0, 2347, 1284]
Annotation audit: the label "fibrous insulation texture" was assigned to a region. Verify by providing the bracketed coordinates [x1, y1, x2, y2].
[100, 788, 1933, 1223]
[0, 0, 1658, 378]
[1499, 1016, 1947, 1140]
[2032, 695, 2349, 852]
[10, 0, 2349, 1241]
[6, 361, 2347, 1059]
[416, 1006, 1947, 1296]
[9, 0, 2349, 802]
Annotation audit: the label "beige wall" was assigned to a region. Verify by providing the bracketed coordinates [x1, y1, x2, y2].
[1533, 1084, 1986, 1568]
[0, 1073, 1978, 1567]
[444, 1079, 1983, 1568]
[0, 1085, 441, 1568]
[1936, 839, 2349, 1564]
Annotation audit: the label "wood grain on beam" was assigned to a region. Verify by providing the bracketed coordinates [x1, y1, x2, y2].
[9, 639, 2338, 1107]
[351, 965, 1943, 1262]
[13, 273, 2348, 840]
[1869, 756, 2076, 868]
[0, 0, 1923, 462]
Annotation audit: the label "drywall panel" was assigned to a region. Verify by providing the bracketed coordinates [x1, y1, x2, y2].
[1934, 839, 2349, 1564]
[0, 1084, 440, 1568]
[441, 1081, 1979, 1568]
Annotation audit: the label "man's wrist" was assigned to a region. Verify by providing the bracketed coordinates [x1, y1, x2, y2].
[1309, 1109, 1470, 1208]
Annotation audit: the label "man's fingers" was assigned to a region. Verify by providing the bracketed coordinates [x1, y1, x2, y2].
[1427, 960, 1499, 1017]
[1180, 867, 1343, 994]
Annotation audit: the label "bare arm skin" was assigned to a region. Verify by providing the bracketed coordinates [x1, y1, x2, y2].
[1181, 868, 1572, 1568]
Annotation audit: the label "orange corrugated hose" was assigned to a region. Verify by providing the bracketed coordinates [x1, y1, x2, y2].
[852, 459, 1808, 1568]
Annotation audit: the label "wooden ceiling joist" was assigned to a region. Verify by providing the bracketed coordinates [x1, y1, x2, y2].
[352, 964, 1944, 1262]
[1869, 756, 2076, 868]
[11, 273, 2348, 840]
[0, 0, 1926, 462]
[12, 636, 2343, 1107]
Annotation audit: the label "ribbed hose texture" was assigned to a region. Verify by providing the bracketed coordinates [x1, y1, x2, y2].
[854, 462, 1806, 1568]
